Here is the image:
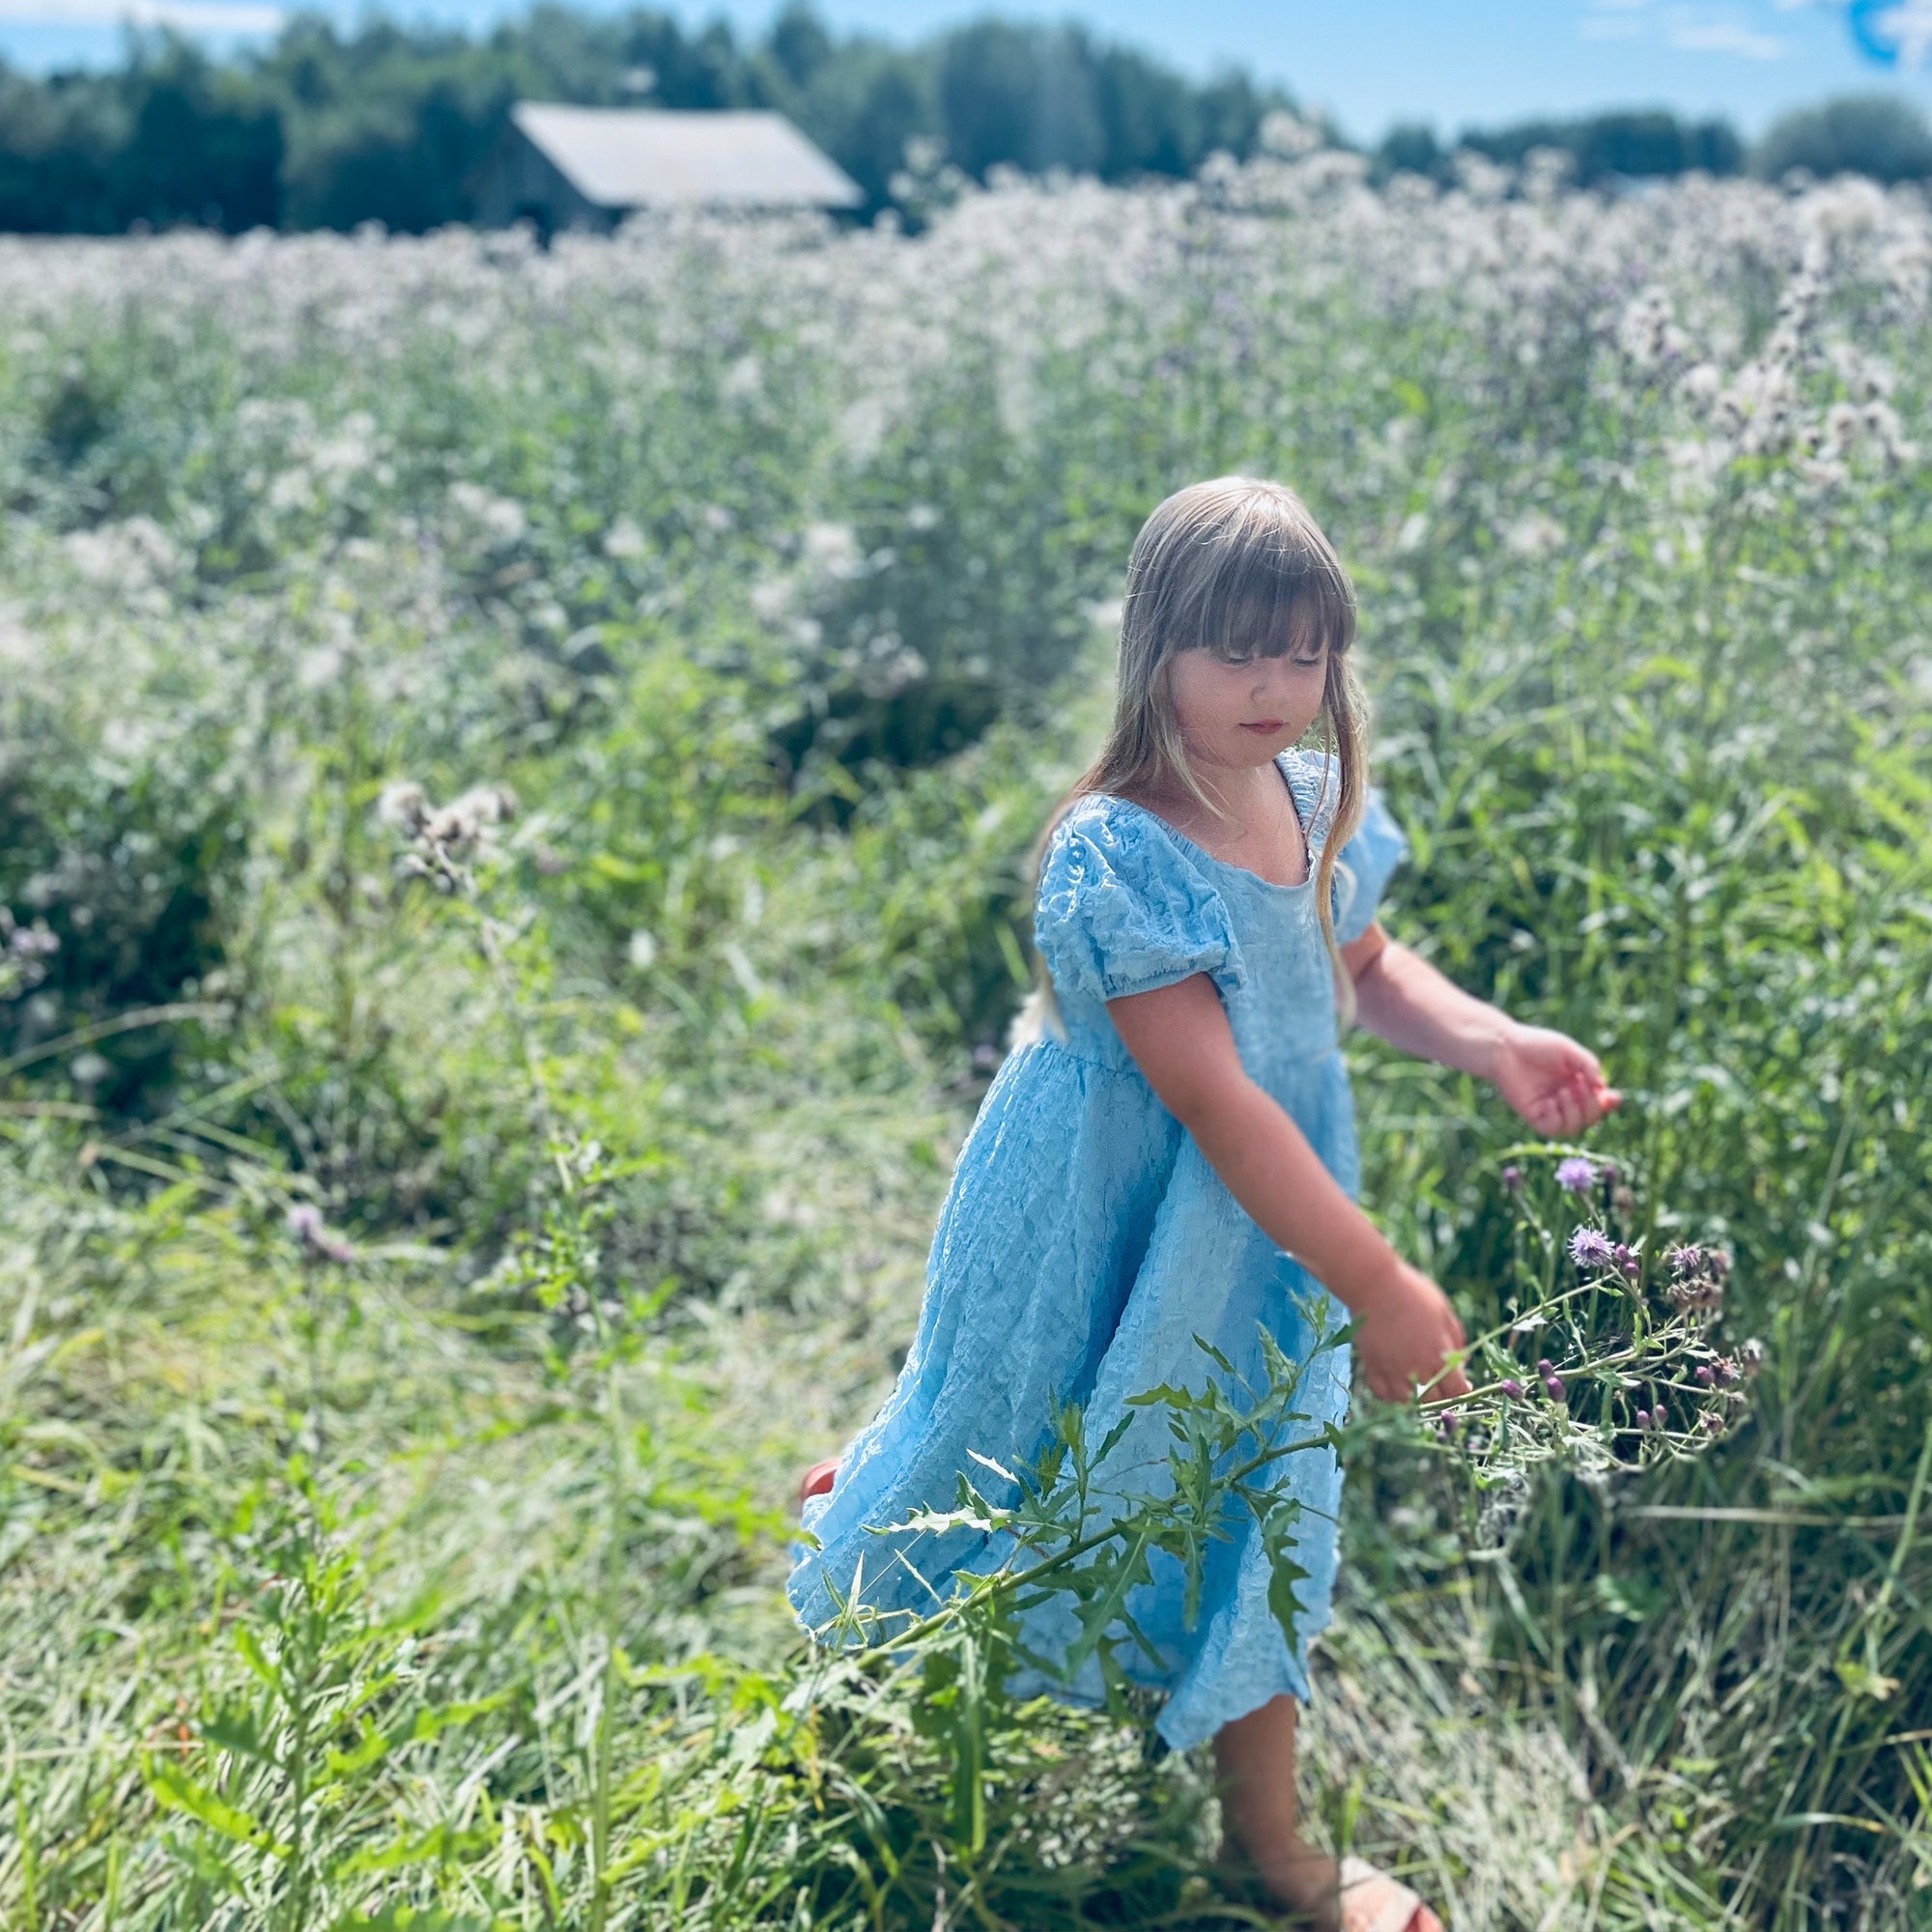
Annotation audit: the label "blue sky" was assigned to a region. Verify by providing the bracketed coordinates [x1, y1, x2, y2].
[5, 0, 1931, 144]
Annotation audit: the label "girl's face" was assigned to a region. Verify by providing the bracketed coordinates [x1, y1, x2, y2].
[1163, 638, 1329, 774]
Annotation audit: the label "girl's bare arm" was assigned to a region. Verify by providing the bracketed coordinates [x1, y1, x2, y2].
[1340, 923, 1620, 1139]
[1338, 923, 1509, 1078]
[1105, 974, 1470, 1402]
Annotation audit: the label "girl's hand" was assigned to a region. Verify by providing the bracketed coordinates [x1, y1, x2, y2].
[1353, 1260, 1471, 1404]
[1490, 1022, 1621, 1137]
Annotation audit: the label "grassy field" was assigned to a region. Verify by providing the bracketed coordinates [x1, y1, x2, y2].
[1, 141, 1930, 1928]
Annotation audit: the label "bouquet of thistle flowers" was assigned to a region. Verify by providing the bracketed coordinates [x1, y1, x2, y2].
[1413, 1145, 1764, 1490]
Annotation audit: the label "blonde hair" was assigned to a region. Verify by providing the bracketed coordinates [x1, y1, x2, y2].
[1009, 475, 1372, 1049]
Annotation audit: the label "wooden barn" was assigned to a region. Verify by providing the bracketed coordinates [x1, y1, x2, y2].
[472, 104, 865, 237]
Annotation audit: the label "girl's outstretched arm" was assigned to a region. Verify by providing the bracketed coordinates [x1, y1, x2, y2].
[1106, 974, 1471, 1403]
[1341, 923, 1621, 1140]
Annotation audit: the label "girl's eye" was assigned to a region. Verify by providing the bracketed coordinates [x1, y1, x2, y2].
[1220, 649, 1324, 669]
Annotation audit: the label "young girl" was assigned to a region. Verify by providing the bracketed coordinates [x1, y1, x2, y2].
[787, 476, 1619, 1932]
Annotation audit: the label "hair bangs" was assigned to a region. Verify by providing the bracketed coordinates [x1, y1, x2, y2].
[1186, 525, 1357, 662]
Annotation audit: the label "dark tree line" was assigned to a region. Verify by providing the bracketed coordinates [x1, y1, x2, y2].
[1379, 95, 1932, 191]
[1377, 108, 1745, 187]
[0, 4, 1299, 234]
[0, 2, 1926, 236]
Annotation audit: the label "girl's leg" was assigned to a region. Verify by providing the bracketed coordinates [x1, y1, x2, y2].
[1213, 1693, 1343, 1926]
[1213, 1694, 1443, 1932]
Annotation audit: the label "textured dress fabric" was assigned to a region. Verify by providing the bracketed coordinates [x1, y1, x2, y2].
[784, 747, 1410, 1751]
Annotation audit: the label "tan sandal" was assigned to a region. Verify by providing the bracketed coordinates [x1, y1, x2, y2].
[1338, 1854, 1441, 1932]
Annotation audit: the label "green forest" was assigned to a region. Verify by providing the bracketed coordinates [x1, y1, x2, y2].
[2, 2, 1931, 233]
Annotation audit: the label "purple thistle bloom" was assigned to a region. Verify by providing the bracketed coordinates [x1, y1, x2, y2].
[1634, 1407, 1650, 1428]
[1568, 1226, 1615, 1270]
[1666, 1243, 1705, 1278]
[1500, 1378, 1524, 1399]
[1652, 1402, 1667, 1431]
[8, 923, 58, 959]
[1537, 1357, 1554, 1375]
[1695, 1364, 1714, 1385]
[1501, 1164, 1523, 1193]
[1546, 1376, 1567, 1403]
[1555, 1156, 1599, 1195]
[288, 1202, 355, 1265]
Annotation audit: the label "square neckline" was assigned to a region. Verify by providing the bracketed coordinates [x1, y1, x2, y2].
[1104, 752, 1320, 895]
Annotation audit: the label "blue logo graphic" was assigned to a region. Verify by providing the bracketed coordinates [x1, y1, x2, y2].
[1849, 0, 1932, 69]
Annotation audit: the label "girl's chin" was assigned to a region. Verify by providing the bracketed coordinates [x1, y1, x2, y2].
[1179, 727, 1297, 766]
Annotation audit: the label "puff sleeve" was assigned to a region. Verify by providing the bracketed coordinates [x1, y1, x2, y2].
[1331, 784, 1410, 945]
[1035, 807, 1246, 1006]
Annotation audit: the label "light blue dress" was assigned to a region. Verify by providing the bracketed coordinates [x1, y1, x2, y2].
[785, 747, 1410, 1751]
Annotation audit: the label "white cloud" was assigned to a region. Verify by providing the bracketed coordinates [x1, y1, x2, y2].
[1765, 0, 1932, 66]
[1578, 0, 1651, 39]
[0, 0, 284, 26]
[1665, 12, 1790, 56]
[1866, 0, 1932, 65]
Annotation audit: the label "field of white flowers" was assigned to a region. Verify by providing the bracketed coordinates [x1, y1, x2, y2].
[2, 137, 1930, 1929]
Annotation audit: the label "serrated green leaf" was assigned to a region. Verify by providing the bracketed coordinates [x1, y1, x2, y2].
[144, 1758, 290, 1858]
[328, 1821, 491, 1881]
[324, 1719, 389, 1778]
[232, 1623, 276, 1687]
[1193, 1333, 1236, 1376]
[1061, 1530, 1152, 1677]
[327, 1904, 496, 1932]
[1094, 1412, 1134, 1466]
[200, 1701, 280, 1766]
[1125, 1382, 1198, 1411]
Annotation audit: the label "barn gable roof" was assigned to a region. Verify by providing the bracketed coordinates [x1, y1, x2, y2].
[510, 104, 864, 210]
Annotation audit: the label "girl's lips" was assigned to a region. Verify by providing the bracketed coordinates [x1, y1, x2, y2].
[1240, 720, 1285, 732]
